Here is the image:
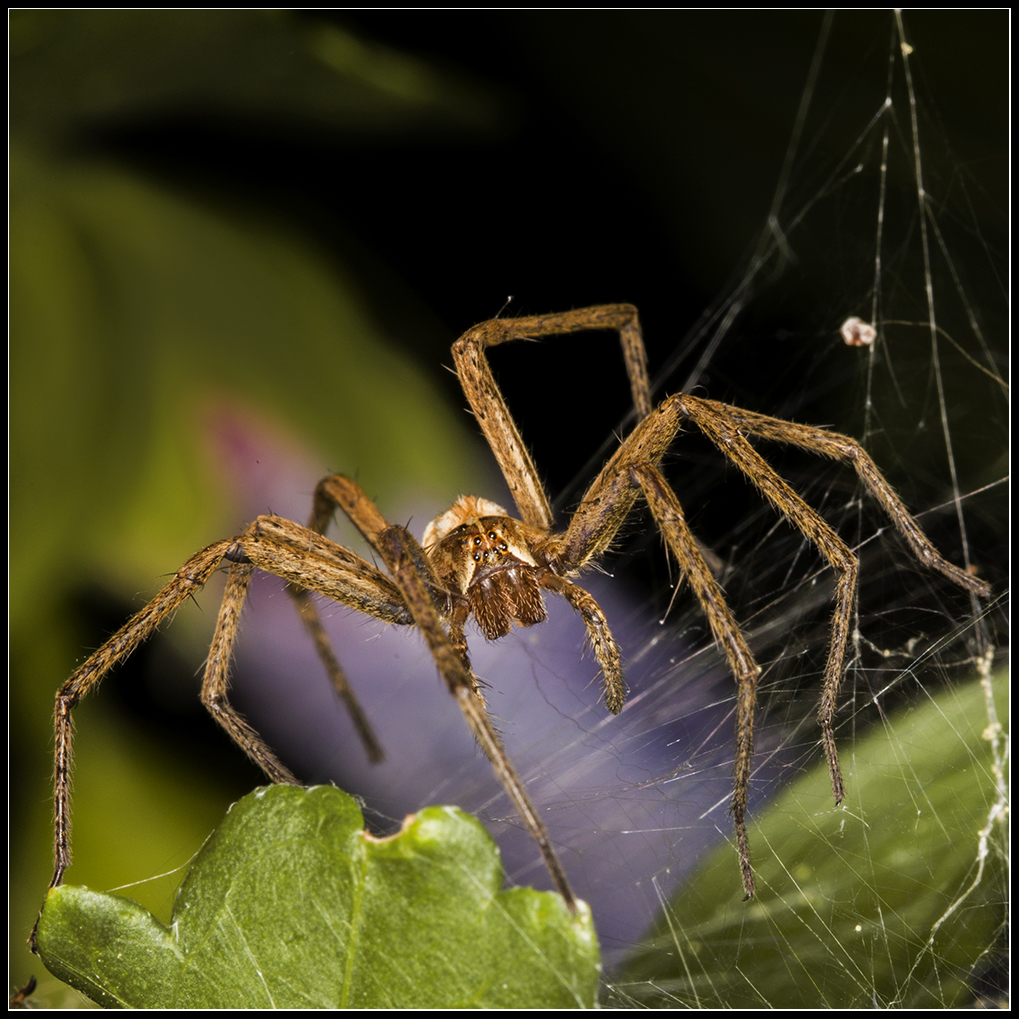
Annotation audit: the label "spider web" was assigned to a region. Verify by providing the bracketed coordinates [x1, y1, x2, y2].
[598, 16, 1007, 1003]
[589, 16, 1008, 1002]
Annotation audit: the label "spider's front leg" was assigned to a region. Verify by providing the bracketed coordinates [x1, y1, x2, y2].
[47, 540, 240, 894]
[309, 474, 579, 911]
[452, 304, 652, 530]
[45, 516, 410, 896]
[451, 307, 763, 894]
[544, 406, 764, 897]
[549, 392, 861, 897]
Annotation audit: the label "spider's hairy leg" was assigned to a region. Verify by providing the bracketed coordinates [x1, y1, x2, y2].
[539, 574, 626, 715]
[244, 514, 412, 625]
[246, 512, 416, 764]
[205, 513, 408, 784]
[377, 524, 578, 913]
[176, 514, 439, 777]
[222, 513, 423, 767]
[288, 588, 385, 762]
[317, 474, 579, 911]
[201, 518, 395, 776]
[311, 474, 447, 612]
[251, 477, 412, 765]
[202, 558, 300, 785]
[680, 395, 992, 809]
[561, 390, 855, 807]
[546, 382, 701, 573]
[721, 403, 992, 599]
[37, 514, 427, 950]
[675, 397, 861, 807]
[540, 398, 763, 894]
[47, 539, 237, 894]
[633, 465, 761, 897]
[547, 389, 852, 895]
[452, 304, 652, 530]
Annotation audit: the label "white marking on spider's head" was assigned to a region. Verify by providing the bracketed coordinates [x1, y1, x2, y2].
[422, 495, 510, 550]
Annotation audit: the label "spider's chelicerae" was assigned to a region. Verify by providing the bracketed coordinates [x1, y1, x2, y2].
[42, 305, 989, 913]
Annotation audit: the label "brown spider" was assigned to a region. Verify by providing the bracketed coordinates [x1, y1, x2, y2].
[40, 304, 989, 920]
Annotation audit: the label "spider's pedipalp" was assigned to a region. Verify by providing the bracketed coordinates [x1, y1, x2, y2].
[539, 573, 625, 714]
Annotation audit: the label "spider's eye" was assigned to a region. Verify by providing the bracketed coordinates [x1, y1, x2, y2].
[488, 531, 498, 540]
[473, 536, 482, 546]
[473, 553, 481, 562]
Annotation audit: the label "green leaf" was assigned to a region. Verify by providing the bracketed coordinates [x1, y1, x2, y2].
[612, 670, 1008, 1008]
[35, 786, 599, 1008]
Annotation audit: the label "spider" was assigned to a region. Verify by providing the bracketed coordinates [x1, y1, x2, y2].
[40, 304, 989, 918]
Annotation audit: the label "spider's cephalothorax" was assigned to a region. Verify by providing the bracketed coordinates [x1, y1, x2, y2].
[424, 495, 554, 641]
[39, 304, 989, 931]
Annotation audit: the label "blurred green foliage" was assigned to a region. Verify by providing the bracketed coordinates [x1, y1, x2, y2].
[11, 11, 496, 1003]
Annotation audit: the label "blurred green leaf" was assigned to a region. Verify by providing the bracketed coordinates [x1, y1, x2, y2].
[612, 670, 1008, 1008]
[11, 135, 484, 992]
[10, 14, 506, 1004]
[11, 144, 481, 617]
[36, 786, 599, 1008]
[10, 10, 502, 141]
